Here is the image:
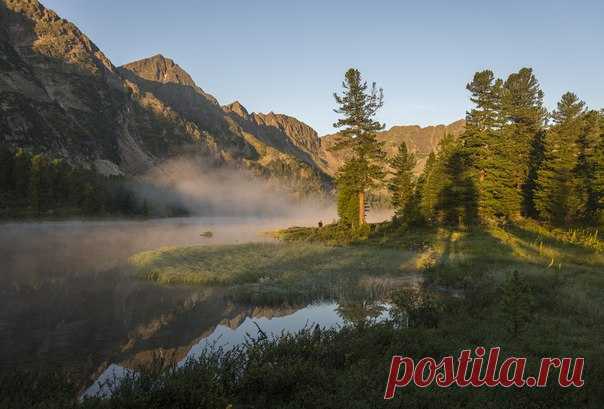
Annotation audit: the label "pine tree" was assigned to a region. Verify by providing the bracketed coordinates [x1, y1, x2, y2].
[594, 111, 604, 224]
[388, 142, 416, 220]
[524, 130, 546, 218]
[50, 158, 70, 207]
[501, 68, 547, 216]
[436, 148, 478, 226]
[0, 146, 13, 193]
[574, 110, 601, 224]
[336, 160, 362, 228]
[29, 154, 51, 214]
[13, 148, 31, 201]
[331, 68, 386, 226]
[501, 270, 533, 338]
[460, 68, 547, 221]
[535, 93, 586, 225]
[420, 138, 455, 222]
[418, 150, 437, 221]
[461, 70, 508, 219]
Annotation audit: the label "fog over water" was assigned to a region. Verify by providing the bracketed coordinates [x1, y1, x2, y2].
[0, 161, 393, 385]
[0, 157, 398, 284]
[0, 215, 334, 283]
[1, 157, 343, 282]
[134, 158, 335, 218]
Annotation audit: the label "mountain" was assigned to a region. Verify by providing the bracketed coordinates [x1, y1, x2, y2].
[320, 120, 466, 175]
[0, 0, 462, 197]
[0, 0, 330, 195]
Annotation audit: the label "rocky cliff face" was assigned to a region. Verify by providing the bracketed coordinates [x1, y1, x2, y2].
[0, 0, 463, 196]
[119, 54, 331, 193]
[0, 0, 131, 169]
[0, 0, 331, 194]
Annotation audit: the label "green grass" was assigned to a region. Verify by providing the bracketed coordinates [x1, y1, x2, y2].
[130, 242, 421, 304]
[132, 218, 604, 310]
[5, 219, 604, 408]
[8, 301, 603, 408]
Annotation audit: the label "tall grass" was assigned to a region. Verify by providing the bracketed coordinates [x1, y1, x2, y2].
[130, 242, 418, 286]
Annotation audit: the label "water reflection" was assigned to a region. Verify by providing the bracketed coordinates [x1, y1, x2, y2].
[0, 216, 322, 372]
[0, 216, 407, 398]
[83, 301, 393, 398]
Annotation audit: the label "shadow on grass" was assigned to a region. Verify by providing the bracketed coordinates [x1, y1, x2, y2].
[505, 222, 600, 254]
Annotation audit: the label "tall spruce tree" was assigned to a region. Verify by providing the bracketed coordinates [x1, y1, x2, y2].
[501, 270, 534, 338]
[462, 68, 547, 221]
[420, 135, 457, 223]
[524, 130, 546, 218]
[575, 110, 601, 224]
[535, 92, 586, 225]
[336, 160, 362, 228]
[594, 111, 604, 224]
[501, 68, 547, 217]
[388, 142, 416, 220]
[461, 70, 508, 219]
[436, 148, 479, 226]
[29, 154, 50, 214]
[0, 146, 13, 193]
[331, 68, 385, 226]
[13, 148, 31, 201]
[418, 150, 437, 222]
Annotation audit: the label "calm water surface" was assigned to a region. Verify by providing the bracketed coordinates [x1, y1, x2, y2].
[83, 301, 393, 397]
[0, 215, 402, 395]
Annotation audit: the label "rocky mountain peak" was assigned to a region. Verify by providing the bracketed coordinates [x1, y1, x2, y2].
[223, 101, 249, 118]
[121, 54, 196, 88]
[1, 0, 119, 82]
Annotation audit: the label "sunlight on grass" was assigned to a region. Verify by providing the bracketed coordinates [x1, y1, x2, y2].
[130, 242, 418, 287]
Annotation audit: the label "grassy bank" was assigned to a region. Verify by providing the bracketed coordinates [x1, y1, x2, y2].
[129, 242, 421, 304]
[130, 242, 420, 286]
[7, 219, 604, 408]
[5, 282, 604, 408]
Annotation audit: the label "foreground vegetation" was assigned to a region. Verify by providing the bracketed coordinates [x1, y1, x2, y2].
[130, 241, 419, 305]
[4, 217, 603, 408]
[5, 316, 603, 409]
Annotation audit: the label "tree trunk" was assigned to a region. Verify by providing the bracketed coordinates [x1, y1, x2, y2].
[358, 190, 366, 225]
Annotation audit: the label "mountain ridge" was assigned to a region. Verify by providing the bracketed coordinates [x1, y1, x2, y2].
[0, 0, 332, 195]
[1, 0, 464, 195]
[320, 119, 465, 175]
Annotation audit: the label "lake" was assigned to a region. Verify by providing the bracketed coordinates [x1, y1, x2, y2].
[0, 215, 403, 396]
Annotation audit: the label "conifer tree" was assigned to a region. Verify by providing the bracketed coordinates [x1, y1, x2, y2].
[524, 130, 546, 218]
[575, 110, 601, 224]
[501, 270, 533, 338]
[462, 68, 548, 221]
[0, 145, 13, 193]
[594, 111, 604, 224]
[420, 135, 456, 222]
[13, 148, 31, 201]
[418, 151, 437, 221]
[29, 154, 50, 214]
[501, 68, 547, 216]
[331, 68, 386, 226]
[461, 70, 508, 219]
[50, 159, 70, 207]
[336, 160, 362, 228]
[436, 148, 478, 226]
[388, 142, 416, 220]
[535, 93, 586, 225]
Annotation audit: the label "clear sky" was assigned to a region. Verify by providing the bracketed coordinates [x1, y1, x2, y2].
[42, 0, 604, 135]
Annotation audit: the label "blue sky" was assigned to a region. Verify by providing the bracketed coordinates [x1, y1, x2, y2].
[43, 0, 604, 135]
